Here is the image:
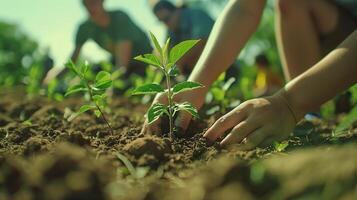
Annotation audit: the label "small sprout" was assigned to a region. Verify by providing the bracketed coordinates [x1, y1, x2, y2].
[26, 63, 44, 97]
[116, 153, 149, 179]
[132, 33, 203, 138]
[65, 61, 113, 134]
[22, 119, 33, 126]
[273, 141, 289, 152]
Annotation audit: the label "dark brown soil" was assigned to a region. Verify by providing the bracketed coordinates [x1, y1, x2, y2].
[0, 90, 356, 200]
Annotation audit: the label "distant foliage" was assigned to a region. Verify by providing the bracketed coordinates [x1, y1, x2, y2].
[0, 21, 52, 88]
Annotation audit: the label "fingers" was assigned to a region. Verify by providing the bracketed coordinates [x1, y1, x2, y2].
[231, 128, 270, 150]
[175, 111, 192, 131]
[174, 93, 205, 132]
[220, 121, 260, 147]
[203, 107, 247, 142]
[140, 117, 162, 135]
[141, 93, 167, 135]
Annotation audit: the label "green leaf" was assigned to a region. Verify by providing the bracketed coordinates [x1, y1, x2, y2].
[116, 153, 137, 178]
[172, 81, 203, 95]
[162, 38, 171, 64]
[65, 83, 88, 96]
[169, 40, 200, 64]
[79, 104, 96, 114]
[175, 102, 199, 119]
[134, 54, 162, 68]
[166, 63, 175, 69]
[273, 141, 289, 152]
[150, 32, 163, 57]
[95, 71, 112, 90]
[68, 104, 96, 121]
[132, 83, 164, 95]
[65, 60, 81, 76]
[80, 61, 90, 74]
[211, 88, 225, 101]
[92, 94, 104, 102]
[147, 103, 167, 123]
[168, 65, 180, 77]
[336, 106, 357, 133]
[94, 110, 102, 117]
[96, 71, 111, 83]
[223, 77, 236, 91]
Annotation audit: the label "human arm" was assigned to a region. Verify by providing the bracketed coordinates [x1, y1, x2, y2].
[204, 30, 357, 148]
[113, 40, 133, 71]
[141, 0, 267, 134]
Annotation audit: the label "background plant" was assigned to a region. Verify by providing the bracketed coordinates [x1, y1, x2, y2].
[205, 72, 241, 115]
[132, 33, 203, 138]
[65, 61, 113, 134]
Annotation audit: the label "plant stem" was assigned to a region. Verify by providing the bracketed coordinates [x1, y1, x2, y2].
[165, 71, 173, 139]
[95, 102, 113, 135]
[85, 82, 113, 135]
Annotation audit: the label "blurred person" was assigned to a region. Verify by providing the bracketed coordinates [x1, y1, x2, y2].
[141, 0, 357, 148]
[254, 54, 283, 96]
[44, 0, 152, 84]
[151, 0, 239, 77]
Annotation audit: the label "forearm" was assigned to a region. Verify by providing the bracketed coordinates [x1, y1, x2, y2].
[115, 41, 132, 70]
[188, 0, 266, 89]
[43, 46, 81, 83]
[282, 30, 357, 119]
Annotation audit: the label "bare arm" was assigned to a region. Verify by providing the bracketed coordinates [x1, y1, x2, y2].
[70, 45, 82, 63]
[141, 0, 267, 134]
[204, 30, 357, 148]
[188, 0, 266, 89]
[43, 45, 82, 84]
[176, 39, 207, 71]
[284, 29, 357, 120]
[114, 41, 133, 71]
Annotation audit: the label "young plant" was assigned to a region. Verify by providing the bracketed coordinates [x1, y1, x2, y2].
[132, 33, 203, 138]
[25, 63, 43, 98]
[65, 61, 113, 134]
[46, 78, 64, 101]
[273, 141, 289, 152]
[206, 73, 239, 115]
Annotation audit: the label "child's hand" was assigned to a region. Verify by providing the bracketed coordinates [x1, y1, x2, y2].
[204, 92, 300, 149]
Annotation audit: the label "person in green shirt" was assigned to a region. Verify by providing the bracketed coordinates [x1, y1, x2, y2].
[44, 0, 152, 83]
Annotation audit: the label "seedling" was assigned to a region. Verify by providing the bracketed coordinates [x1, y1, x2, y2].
[132, 33, 203, 138]
[273, 141, 289, 152]
[206, 73, 239, 115]
[25, 63, 43, 97]
[46, 78, 64, 101]
[65, 61, 113, 134]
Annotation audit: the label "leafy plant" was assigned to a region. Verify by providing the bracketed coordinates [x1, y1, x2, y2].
[205, 73, 240, 115]
[124, 67, 164, 104]
[335, 105, 357, 134]
[132, 33, 203, 138]
[0, 21, 38, 88]
[65, 60, 113, 134]
[25, 63, 43, 97]
[273, 141, 289, 152]
[46, 78, 64, 101]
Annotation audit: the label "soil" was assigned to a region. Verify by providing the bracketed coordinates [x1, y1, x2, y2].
[0, 90, 356, 200]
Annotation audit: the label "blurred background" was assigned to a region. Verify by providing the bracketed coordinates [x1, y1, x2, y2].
[0, 0, 278, 70]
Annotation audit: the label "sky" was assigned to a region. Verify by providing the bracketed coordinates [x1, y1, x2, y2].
[0, 0, 168, 68]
